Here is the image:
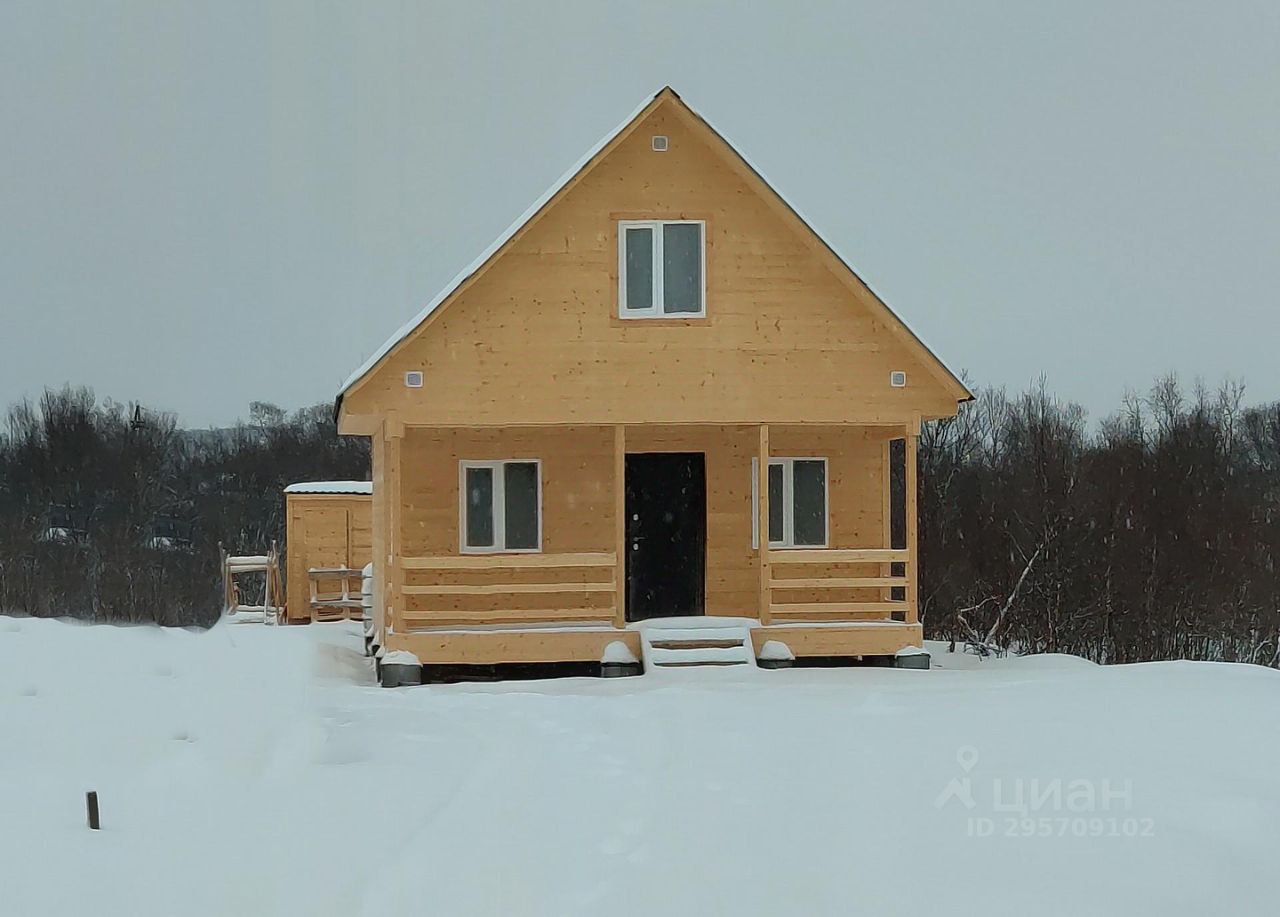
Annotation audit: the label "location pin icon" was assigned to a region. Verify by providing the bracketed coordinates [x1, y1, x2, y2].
[957, 746, 979, 772]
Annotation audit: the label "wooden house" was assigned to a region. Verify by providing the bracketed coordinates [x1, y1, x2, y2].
[283, 482, 373, 623]
[335, 87, 970, 672]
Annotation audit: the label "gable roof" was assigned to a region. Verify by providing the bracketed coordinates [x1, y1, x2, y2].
[336, 87, 971, 417]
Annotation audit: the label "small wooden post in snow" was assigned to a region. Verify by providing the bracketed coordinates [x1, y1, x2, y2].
[86, 791, 100, 830]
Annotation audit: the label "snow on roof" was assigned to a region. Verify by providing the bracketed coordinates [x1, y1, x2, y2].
[337, 86, 970, 404]
[336, 89, 664, 400]
[684, 105, 971, 400]
[284, 481, 373, 495]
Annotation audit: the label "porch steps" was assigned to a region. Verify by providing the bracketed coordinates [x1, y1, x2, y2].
[649, 638, 744, 650]
[637, 619, 757, 670]
[649, 646, 752, 666]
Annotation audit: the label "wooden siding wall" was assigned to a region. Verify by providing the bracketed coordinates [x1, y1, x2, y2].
[399, 427, 615, 626]
[284, 493, 373, 623]
[393, 424, 894, 626]
[769, 426, 891, 548]
[768, 426, 896, 609]
[401, 427, 614, 557]
[342, 98, 958, 432]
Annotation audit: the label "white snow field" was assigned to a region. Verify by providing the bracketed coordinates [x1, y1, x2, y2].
[2, 615, 1278, 917]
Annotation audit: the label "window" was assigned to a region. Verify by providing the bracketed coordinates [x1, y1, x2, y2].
[618, 220, 705, 317]
[752, 458, 828, 548]
[460, 460, 541, 552]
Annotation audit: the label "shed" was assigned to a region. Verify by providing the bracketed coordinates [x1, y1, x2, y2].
[283, 482, 373, 623]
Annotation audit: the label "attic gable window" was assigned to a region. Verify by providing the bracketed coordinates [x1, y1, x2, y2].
[618, 220, 705, 318]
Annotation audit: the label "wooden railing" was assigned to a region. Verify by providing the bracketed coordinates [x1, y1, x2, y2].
[398, 552, 618, 629]
[393, 548, 913, 629]
[308, 567, 364, 622]
[766, 548, 915, 624]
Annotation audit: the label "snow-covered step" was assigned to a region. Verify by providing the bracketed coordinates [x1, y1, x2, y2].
[649, 637, 745, 651]
[646, 627, 746, 643]
[649, 645, 754, 667]
[636, 618, 758, 670]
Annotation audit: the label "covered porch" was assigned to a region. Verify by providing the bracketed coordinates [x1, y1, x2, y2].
[374, 421, 922, 665]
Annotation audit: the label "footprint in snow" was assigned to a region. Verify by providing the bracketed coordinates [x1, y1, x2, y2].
[20, 685, 38, 697]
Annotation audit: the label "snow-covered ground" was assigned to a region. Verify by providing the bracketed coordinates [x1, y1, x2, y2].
[2, 615, 1277, 916]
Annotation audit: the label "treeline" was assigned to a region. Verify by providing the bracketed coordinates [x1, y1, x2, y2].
[0, 380, 1276, 667]
[0, 388, 367, 627]
[919, 378, 1280, 666]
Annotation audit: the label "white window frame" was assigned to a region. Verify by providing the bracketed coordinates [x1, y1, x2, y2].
[752, 457, 829, 549]
[617, 219, 706, 318]
[458, 459, 543, 554]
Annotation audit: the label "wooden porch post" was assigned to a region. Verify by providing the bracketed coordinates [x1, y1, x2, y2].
[905, 428, 919, 625]
[881, 437, 893, 604]
[385, 418, 404, 635]
[368, 434, 385, 639]
[613, 424, 626, 628]
[757, 424, 771, 625]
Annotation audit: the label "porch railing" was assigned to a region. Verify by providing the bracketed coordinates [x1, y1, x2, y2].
[392, 547, 912, 629]
[397, 552, 618, 629]
[766, 548, 915, 623]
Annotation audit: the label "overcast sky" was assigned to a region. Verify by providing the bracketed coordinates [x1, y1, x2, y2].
[2, 1, 1277, 427]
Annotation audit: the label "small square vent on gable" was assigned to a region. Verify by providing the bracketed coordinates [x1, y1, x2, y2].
[404, 371, 424, 388]
[651, 135, 669, 152]
[890, 370, 907, 388]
